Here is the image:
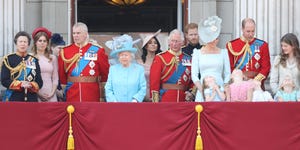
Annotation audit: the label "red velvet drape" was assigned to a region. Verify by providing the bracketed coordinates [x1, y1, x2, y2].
[0, 102, 300, 150]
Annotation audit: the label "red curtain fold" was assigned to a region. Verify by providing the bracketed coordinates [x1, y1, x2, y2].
[0, 102, 300, 150]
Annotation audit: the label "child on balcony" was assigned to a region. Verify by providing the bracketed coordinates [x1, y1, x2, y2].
[252, 80, 273, 102]
[228, 69, 254, 102]
[202, 75, 226, 101]
[274, 74, 300, 102]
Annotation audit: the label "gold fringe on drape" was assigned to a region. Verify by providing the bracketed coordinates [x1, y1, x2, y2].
[195, 104, 203, 150]
[67, 105, 75, 150]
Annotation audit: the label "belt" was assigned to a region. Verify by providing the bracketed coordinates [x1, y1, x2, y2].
[67, 76, 99, 83]
[243, 71, 258, 79]
[162, 83, 187, 90]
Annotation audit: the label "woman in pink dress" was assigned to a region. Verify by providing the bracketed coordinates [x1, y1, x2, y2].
[137, 29, 162, 102]
[31, 27, 59, 102]
[228, 69, 254, 102]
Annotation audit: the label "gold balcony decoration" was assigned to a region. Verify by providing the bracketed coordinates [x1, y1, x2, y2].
[105, 0, 146, 7]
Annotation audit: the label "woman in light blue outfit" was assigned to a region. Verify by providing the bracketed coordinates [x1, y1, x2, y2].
[191, 16, 231, 102]
[105, 34, 146, 102]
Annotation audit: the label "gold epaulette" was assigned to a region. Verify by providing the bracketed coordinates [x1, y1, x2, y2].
[2, 54, 26, 80]
[254, 73, 266, 81]
[227, 41, 247, 57]
[60, 48, 80, 73]
[157, 54, 177, 80]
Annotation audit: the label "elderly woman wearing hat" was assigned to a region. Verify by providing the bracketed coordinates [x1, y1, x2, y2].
[137, 29, 162, 102]
[191, 16, 231, 102]
[1, 31, 43, 102]
[31, 27, 59, 102]
[105, 34, 146, 102]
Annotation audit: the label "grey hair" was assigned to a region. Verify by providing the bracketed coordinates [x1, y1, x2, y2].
[73, 22, 88, 33]
[168, 29, 184, 42]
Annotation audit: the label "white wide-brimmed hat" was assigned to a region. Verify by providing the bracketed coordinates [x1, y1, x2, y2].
[142, 29, 161, 48]
[198, 16, 222, 44]
[105, 34, 141, 58]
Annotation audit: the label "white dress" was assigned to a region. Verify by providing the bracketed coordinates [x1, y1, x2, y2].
[191, 48, 231, 102]
[252, 89, 273, 102]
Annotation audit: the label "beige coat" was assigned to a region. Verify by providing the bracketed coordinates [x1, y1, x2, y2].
[269, 55, 300, 94]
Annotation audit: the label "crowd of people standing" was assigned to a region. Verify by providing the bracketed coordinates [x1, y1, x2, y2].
[1, 16, 299, 102]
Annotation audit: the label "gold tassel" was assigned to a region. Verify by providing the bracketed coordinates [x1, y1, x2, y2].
[195, 104, 203, 150]
[67, 105, 75, 150]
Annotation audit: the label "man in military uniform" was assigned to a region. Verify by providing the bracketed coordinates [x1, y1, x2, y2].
[226, 18, 271, 88]
[182, 23, 202, 57]
[58, 22, 110, 102]
[150, 29, 194, 102]
[182, 23, 202, 98]
[1, 31, 43, 102]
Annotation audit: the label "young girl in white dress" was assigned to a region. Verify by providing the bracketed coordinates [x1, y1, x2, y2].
[252, 80, 273, 102]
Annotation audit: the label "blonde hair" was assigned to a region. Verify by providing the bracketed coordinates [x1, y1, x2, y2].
[279, 74, 296, 90]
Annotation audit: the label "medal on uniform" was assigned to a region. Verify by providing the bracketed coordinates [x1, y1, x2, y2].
[254, 53, 261, 61]
[182, 59, 191, 66]
[183, 74, 188, 82]
[84, 51, 97, 61]
[31, 69, 36, 76]
[89, 69, 95, 75]
[89, 61, 95, 75]
[254, 44, 260, 53]
[185, 68, 190, 75]
[26, 60, 36, 69]
[255, 62, 260, 69]
[27, 75, 33, 82]
[89, 61, 95, 68]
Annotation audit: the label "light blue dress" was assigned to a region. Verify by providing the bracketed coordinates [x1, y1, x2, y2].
[274, 90, 300, 102]
[191, 48, 231, 102]
[204, 86, 225, 101]
[105, 63, 146, 102]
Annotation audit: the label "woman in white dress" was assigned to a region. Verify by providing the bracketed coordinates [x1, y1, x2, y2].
[32, 27, 59, 102]
[269, 33, 300, 95]
[191, 16, 231, 102]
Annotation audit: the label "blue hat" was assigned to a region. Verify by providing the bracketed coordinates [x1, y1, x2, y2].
[51, 33, 65, 46]
[199, 16, 222, 44]
[106, 34, 140, 58]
